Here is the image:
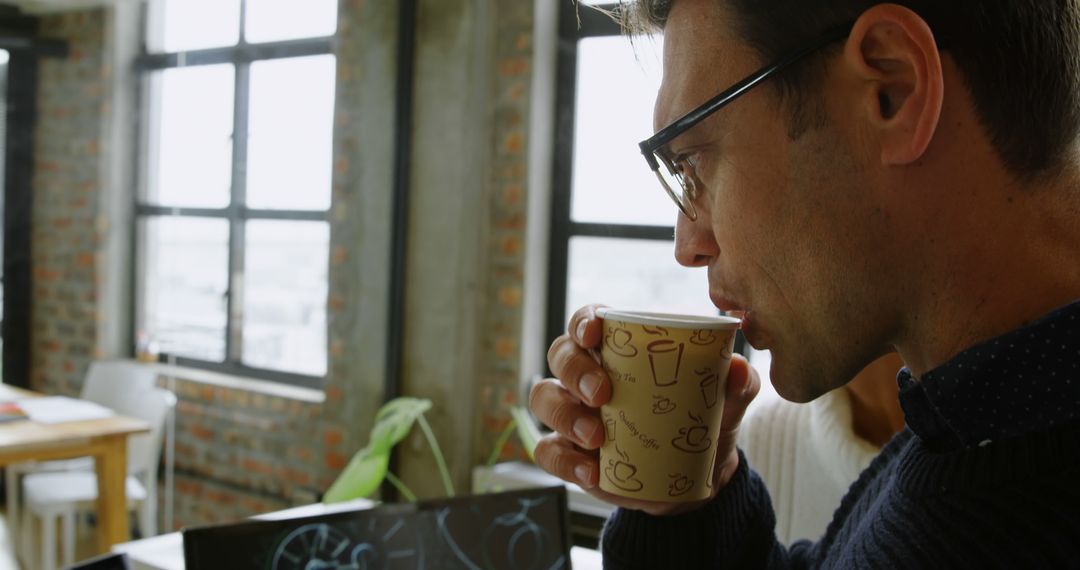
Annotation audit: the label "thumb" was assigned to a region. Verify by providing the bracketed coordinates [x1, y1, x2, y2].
[719, 354, 760, 433]
[709, 354, 761, 490]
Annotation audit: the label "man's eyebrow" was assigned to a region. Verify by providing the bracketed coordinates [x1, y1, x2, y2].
[667, 116, 720, 153]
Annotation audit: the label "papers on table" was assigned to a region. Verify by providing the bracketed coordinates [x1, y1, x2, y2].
[0, 402, 28, 423]
[17, 396, 115, 424]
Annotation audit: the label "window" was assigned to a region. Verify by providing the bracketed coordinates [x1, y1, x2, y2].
[547, 2, 757, 372]
[547, 4, 716, 341]
[135, 0, 337, 386]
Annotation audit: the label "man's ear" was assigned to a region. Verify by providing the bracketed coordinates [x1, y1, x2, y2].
[842, 4, 943, 165]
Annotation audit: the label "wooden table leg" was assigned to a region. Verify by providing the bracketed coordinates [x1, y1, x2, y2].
[95, 434, 130, 553]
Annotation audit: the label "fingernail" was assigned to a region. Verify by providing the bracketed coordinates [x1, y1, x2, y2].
[574, 464, 593, 487]
[580, 373, 602, 402]
[573, 417, 600, 443]
[576, 319, 588, 340]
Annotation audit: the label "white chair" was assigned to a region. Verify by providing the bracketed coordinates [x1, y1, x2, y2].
[5, 360, 160, 561]
[21, 385, 175, 570]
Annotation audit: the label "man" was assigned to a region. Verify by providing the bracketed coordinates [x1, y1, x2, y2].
[529, 0, 1080, 567]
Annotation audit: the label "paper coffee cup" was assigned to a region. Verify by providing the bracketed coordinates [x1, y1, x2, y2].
[596, 308, 739, 502]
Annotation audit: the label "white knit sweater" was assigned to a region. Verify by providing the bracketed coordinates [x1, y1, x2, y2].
[736, 389, 880, 545]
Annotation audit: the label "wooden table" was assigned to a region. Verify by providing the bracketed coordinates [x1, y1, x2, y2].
[0, 384, 150, 553]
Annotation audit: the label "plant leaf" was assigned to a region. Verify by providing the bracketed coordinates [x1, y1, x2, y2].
[485, 415, 519, 467]
[511, 406, 541, 462]
[323, 446, 390, 503]
[368, 397, 433, 454]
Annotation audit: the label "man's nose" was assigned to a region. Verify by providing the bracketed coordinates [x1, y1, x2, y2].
[674, 210, 717, 268]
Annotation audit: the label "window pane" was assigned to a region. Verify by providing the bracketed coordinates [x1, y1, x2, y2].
[141, 217, 229, 362]
[242, 221, 328, 376]
[572, 35, 674, 226]
[146, 65, 234, 208]
[245, 0, 338, 43]
[247, 56, 335, 211]
[565, 237, 716, 325]
[0, 50, 7, 327]
[147, 0, 241, 53]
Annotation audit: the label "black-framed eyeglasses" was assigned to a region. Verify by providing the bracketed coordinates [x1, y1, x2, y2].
[639, 24, 852, 221]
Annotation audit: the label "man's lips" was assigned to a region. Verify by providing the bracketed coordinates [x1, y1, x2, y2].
[740, 311, 762, 349]
[725, 309, 747, 321]
[709, 293, 745, 315]
[711, 291, 765, 347]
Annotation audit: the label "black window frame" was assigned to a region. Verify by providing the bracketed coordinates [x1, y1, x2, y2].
[545, 2, 746, 363]
[0, 8, 67, 389]
[133, 0, 335, 389]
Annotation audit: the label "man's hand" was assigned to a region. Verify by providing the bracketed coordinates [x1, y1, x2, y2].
[529, 304, 761, 516]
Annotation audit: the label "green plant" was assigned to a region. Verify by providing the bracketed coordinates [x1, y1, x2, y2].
[324, 397, 539, 504]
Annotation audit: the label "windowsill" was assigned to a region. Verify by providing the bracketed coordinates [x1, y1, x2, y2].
[472, 461, 615, 519]
[131, 360, 326, 404]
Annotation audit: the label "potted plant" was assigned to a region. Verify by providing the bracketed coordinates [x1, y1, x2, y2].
[324, 397, 540, 503]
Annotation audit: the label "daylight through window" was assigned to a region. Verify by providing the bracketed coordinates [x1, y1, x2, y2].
[135, 0, 337, 385]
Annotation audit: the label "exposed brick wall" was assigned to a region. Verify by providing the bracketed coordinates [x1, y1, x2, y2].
[318, 0, 396, 494]
[170, 379, 322, 492]
[165, 376, 323, 528]
[170, 473, 291, 527]
[29, 8, 337, 530]
[160, 0, 399, 526]
[31, 10, 108, 397]
[28, 0, 540, 529]
[475, 0, 535, 465]
[161, 0, 399, 526]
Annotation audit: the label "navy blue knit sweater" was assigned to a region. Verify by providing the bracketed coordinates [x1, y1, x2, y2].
[601, 300, 1080, 568]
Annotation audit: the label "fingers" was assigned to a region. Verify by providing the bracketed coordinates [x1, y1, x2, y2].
[544, 304, 611, 407]
[535, 426, 714, 516]
[533, 433, 700, 515]
[719, 354, 760, 433]
[532, 431, 700, 515]
[529, 378, 606, 449]
[566, 304, 606, 348]
[693, 356, 760, 493]
[534, 432, 600, 488]
[530, 304, 612, 494]
[546, 336, 612, 407]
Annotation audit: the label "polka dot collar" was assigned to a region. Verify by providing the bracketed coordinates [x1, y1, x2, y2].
[897, 299, 1080, 452]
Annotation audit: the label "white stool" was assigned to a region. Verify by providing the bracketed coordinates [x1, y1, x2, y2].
[23, 471, 148, 570]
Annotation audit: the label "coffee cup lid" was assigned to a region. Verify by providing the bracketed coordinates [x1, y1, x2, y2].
[595, 308, 740, 330]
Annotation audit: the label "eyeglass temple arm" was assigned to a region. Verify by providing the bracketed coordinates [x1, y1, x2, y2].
[639, 22, 853, 163]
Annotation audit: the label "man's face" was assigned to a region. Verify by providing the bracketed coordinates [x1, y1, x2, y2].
[658, 0, 893, 401]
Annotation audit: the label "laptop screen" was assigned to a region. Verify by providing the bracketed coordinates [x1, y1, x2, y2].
[183, 486, 571, 570]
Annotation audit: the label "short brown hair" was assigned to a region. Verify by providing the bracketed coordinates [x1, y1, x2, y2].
[623, 0, 1080, 179]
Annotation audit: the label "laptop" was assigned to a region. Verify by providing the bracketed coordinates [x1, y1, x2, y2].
[183, 486, 571, 570]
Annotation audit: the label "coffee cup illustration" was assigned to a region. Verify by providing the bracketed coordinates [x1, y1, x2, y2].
[642, 325, 670, 336]
[668, 473, 695, 497]
[719, 332, 734, 359]
[689, 329, 718, 346]
[605, 325, 638, 357]
[672, 411, 711, 453]
[604, 446, 643, 492]
[647, 339, 685, 387]
[652, 395, 677, 415]
[698, 368, 719, 409]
